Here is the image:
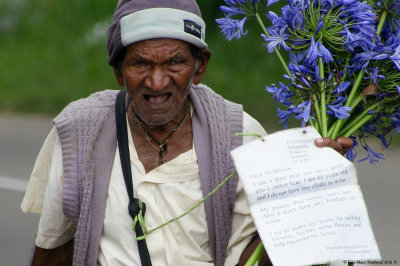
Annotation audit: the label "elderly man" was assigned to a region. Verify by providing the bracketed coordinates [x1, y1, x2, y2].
[21, 0, 353, 265]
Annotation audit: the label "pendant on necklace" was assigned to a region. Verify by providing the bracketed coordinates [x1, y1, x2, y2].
[159, 143, 167, 153]
[158, 143, 167, 165]
[132, 103, 190, 166]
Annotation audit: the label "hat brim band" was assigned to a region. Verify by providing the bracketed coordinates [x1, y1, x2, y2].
[120, 8, 207, 48]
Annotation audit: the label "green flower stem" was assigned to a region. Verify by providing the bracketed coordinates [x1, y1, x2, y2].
[333, 94, 365, 137]
[341, 53, 352, 81]
[235, 132, 265, 141]
[136, 170, 238, 240]
[245, 242, 265, 266]
[376, 10, 388, 35]
[342, 114, 375, 138]
[313, 94, 323, 133]
[339, 102, 381, 136]
[327, 123, 335, 137]
[346, 68, 365, 111]
[329, 70, 364, 139]
[318, 57, 328, 137]
[349, 94, 364, 110]
[255, 13, 291, 77]
[342, 104, 382, 137]
[325, 63, 334, 107]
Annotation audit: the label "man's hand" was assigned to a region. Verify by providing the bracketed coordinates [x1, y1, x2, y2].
[314, 136, 354, 155]
[31, 239, 73, 266]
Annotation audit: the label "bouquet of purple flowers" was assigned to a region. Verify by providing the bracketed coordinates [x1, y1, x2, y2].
[217, 0, 400, 165]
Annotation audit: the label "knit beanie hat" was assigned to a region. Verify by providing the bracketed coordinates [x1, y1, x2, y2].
[107, 0, 207, 66]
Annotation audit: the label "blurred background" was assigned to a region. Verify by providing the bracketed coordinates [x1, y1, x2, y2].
[0, 0, 398, 265]
[0, 0, 284, 129]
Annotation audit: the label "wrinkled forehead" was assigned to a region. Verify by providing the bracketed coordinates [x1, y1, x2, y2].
[124, 39, 193, 58]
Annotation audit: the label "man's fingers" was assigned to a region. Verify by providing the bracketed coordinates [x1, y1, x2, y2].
[315, 137, 343, 154]
[336, 136, 354, 154]
[314, 137, 354, 155]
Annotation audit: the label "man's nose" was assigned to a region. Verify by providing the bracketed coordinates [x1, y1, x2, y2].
[145, 66, 170, 91]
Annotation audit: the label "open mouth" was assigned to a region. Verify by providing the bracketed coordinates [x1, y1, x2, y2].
[144, 93, 172, 105]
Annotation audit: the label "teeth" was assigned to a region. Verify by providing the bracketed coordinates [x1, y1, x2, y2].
[146, 94, 170, 104]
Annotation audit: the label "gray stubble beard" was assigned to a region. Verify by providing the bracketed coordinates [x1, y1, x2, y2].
[127, 80, 193, 129]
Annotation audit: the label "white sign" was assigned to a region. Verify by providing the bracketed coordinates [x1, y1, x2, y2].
[231, 127, 381, 266]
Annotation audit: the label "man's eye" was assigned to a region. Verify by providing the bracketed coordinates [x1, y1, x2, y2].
[135, 59, 147, 66]
[170, 58, 184, 65]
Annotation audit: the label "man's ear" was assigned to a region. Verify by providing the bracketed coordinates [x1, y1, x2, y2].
[193, 48, 211, 85]
[112, 65, 125, 87]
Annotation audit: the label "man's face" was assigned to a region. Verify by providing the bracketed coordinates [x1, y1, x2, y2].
[115, 39, 205, 126]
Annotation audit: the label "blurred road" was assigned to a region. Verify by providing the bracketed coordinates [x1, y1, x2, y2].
[0, 114, 52, 266]
[0, 113, 399, 266]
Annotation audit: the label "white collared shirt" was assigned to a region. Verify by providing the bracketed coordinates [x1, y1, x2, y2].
[21, 111, 267, 266]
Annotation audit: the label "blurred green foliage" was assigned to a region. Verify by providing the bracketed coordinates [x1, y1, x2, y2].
[1, 0, 399, 142]
[0, 0, 286, 132]
[0, 0, 116, 115]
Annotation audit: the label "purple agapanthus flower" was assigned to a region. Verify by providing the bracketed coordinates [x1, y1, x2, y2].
[358, 145, 385, 165]
[349, 48, 390, 72]
[317, 42, 334, 64]
[299, 76, 311, 88]
[385, 36, 400, 51]
[221, 0, 260, 15]
[217, 0, 400, 164]
[305, 36, 333, 66]
[220, 5, 246, 16]
[365, 67, 386, 85]
[332, 81, 351, 94]
[288, 52, 314, 76]
[378, 132, 391, 149]
[267, 0, 282, 7]
[345, 136, 358, 162]
[341, 1, 376, 30]
[341, 26, 375, 53]
[305, 36, 319, 66]
[335, 0, 359, 5]
[315, 19, 324, 34]
[265, 82, 293, 105]
[281, 4, 306, 30]
[216, 17, 248, 41]
[338, 0, 376, 53]
[267, 11, 287, 28]
[359, 48, 390, 61]
[262, 27, 290, 53]
[360, 116, 394, 151]
[389, 46, 400, 71]
[390, 110, 400, 134]
[277, 108, 293, 128]
[293, 100, 312, 127]
[327, 72, 334, 83]
[326, 96, 352, 119]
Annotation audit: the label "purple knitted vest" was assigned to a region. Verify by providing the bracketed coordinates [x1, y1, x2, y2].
[54, 84, 243, 266]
